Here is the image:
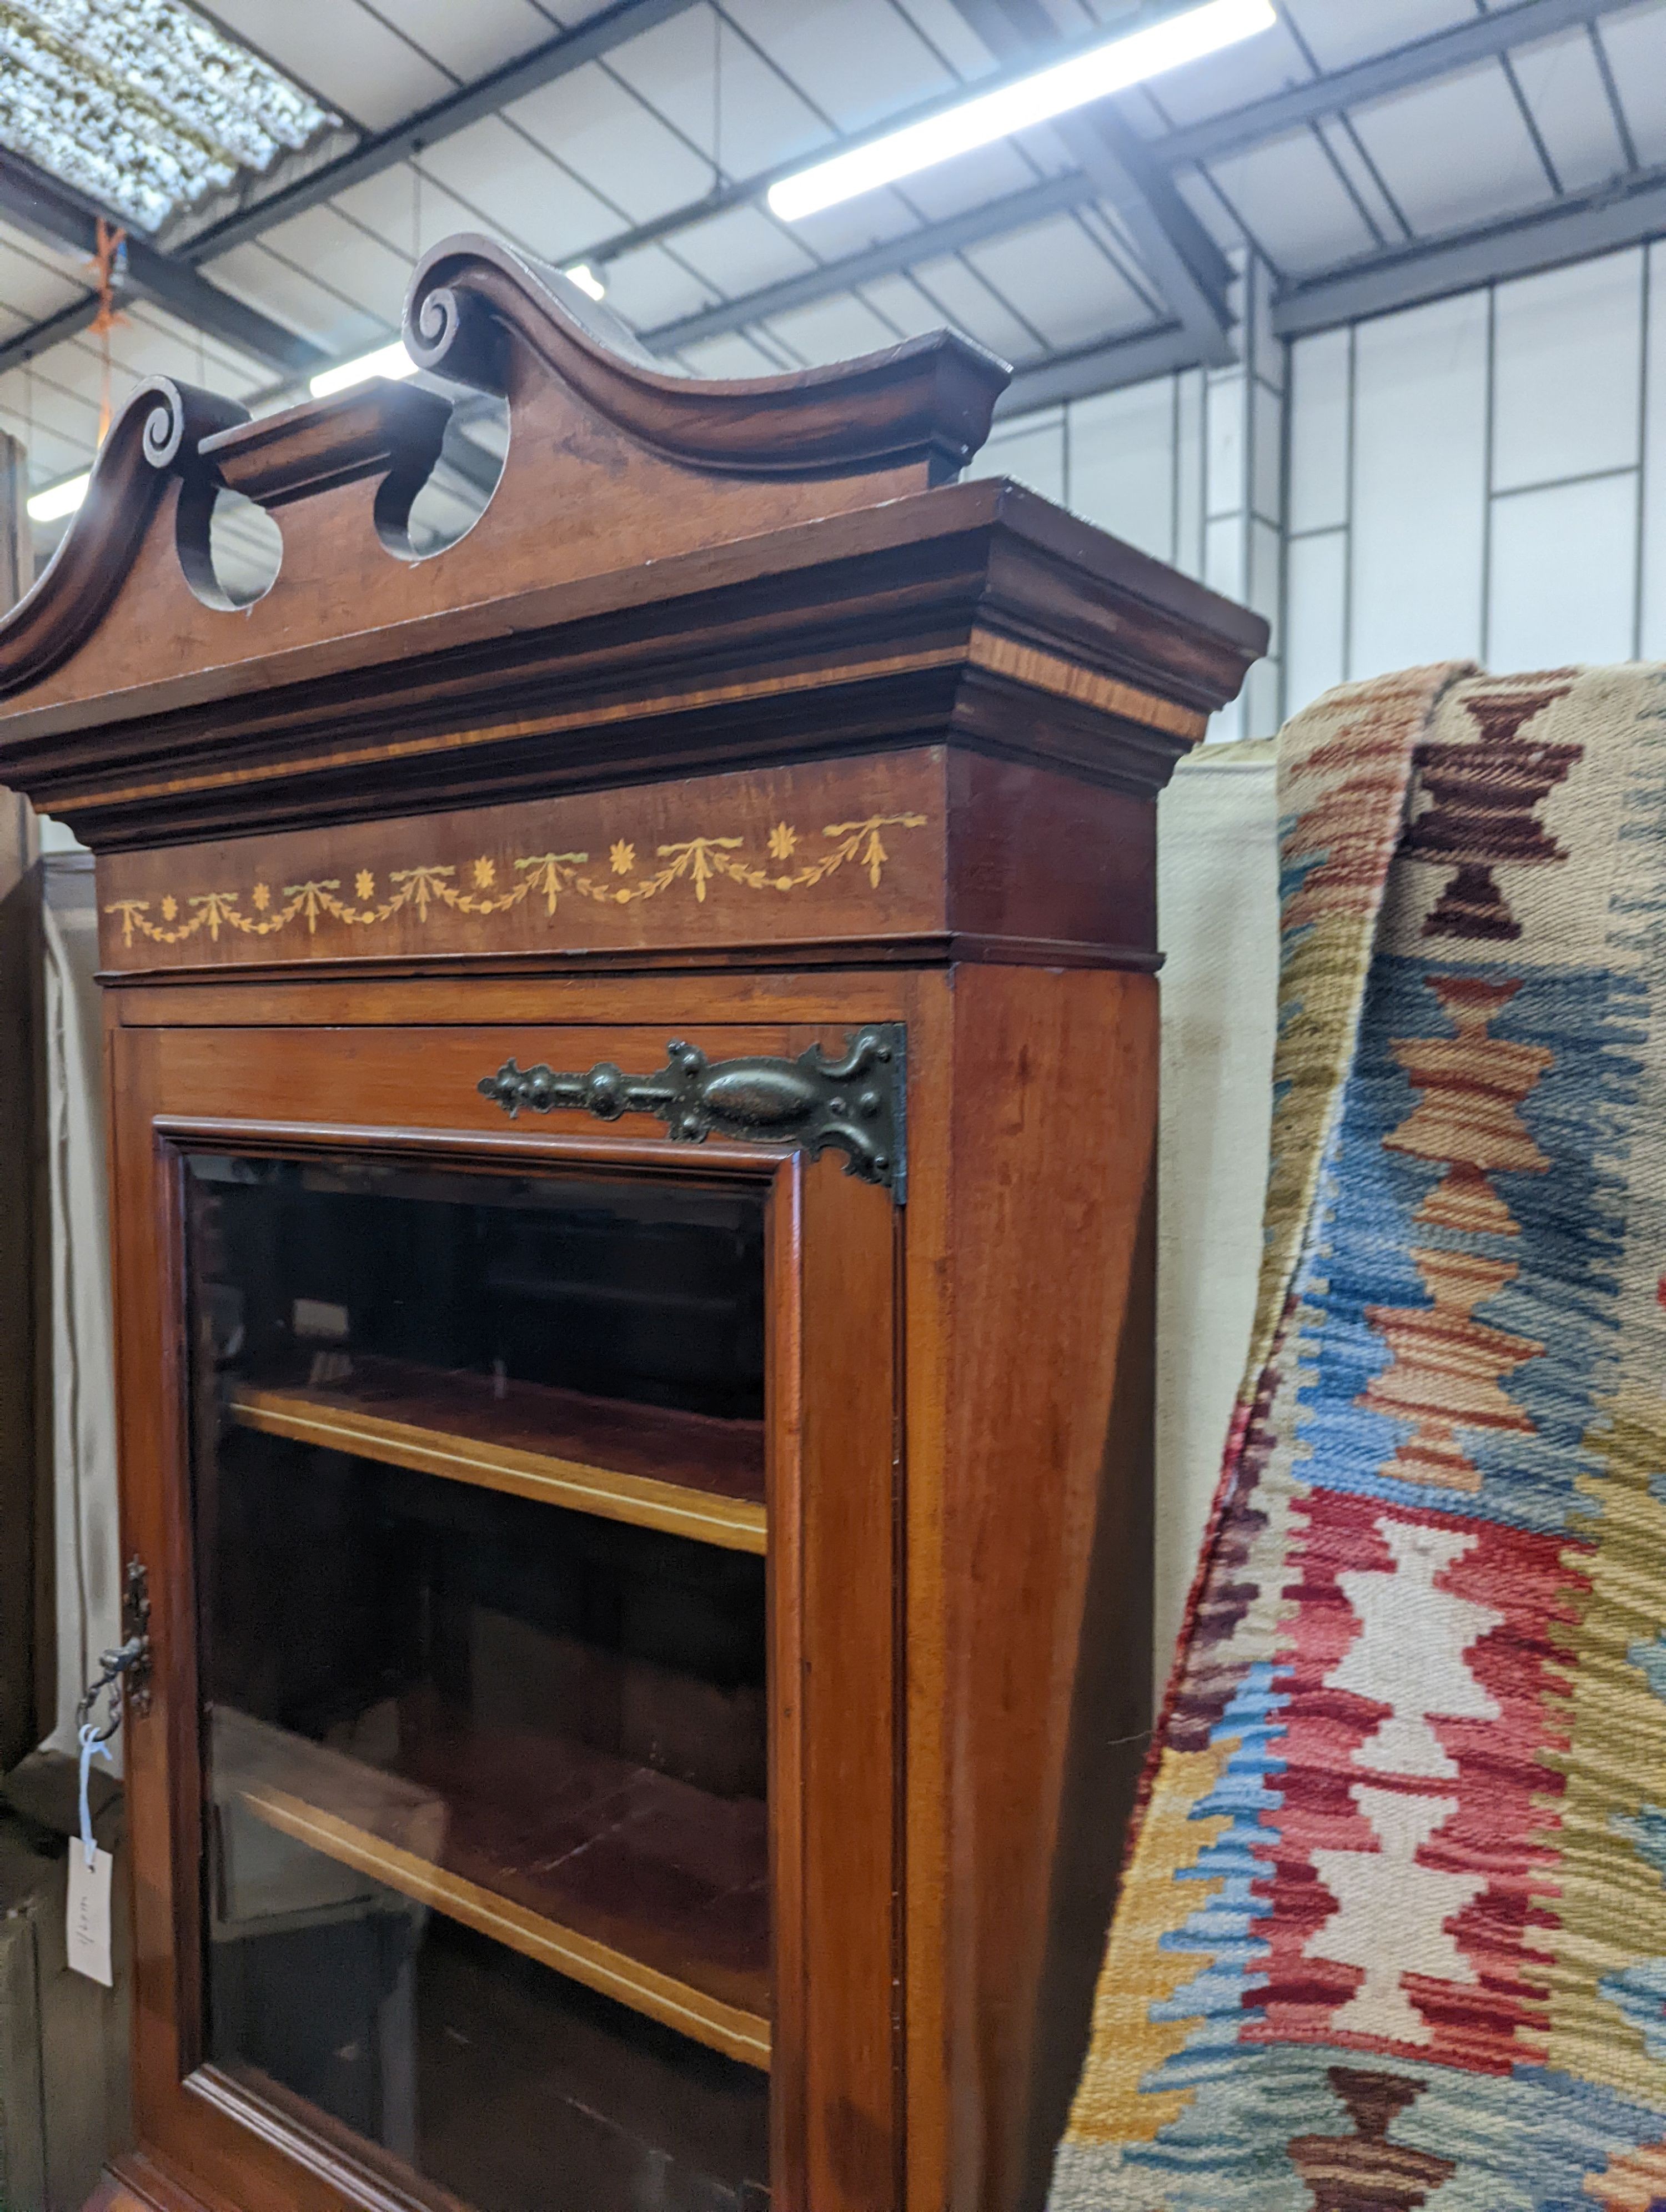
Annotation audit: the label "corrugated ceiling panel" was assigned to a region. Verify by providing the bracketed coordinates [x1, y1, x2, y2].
[1282, 0, 1475, 74]
[0, 383, 93, 484]
[851, 269, 957, 338]
[504, 63, 717, 223]
[204, 0, 453, 128]
[416, 117, 622, 253]
[122, 299, 273, 389]
[902, 250, 1043, 359]
[722, 0, 959, 135]
[775, 184, 942, 264]
[674, 329, 799, 375]
[606, 7, 828, 178]
[330, 161, 481, 263]
[0, 229, 86, 332]
[962, 213, 1149, 350]
[601, 242, 720, 332]
[875, 137, 1059, 224]
[1200, 130, 1383, 275]
[1509, 25, 1632, 193]
[248, 205, 414, 329]
[890, 0, 1001, 79]
[365, 0, 558, 83]
[665, 203, 817, 296]
[1312, 115, 1410, 243]
[1346, 62, 1554, 234]
[1132, 20, 1315, 130]
[759, 290, 914, 361]
[1597, 0, 1666, 166]
[203, 239, 389, 355]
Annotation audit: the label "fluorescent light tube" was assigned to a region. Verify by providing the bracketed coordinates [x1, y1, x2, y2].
[309, 339, 418, 399]
[27, 471, 89, 523]
[565, 262, 606, 301]
[769, 0, 1276, 221]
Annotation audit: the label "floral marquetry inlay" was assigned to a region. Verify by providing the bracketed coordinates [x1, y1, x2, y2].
[105, 812, 930, 951]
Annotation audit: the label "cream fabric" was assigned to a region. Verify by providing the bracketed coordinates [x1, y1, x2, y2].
[1153, 740, 1279, 1697]
[40, 856, 119, 1764]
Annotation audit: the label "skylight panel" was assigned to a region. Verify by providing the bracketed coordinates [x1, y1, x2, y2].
[0, 0, 335, 233]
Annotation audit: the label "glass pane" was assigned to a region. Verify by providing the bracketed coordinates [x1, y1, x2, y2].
[186, 1152, 772, 2212]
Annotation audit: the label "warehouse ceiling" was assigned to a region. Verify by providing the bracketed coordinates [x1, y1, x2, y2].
[1, 0, 1662, 571]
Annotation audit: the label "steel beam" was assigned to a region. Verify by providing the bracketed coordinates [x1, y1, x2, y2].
[642, 172, 1097, 353]
[1274, 165, 1666, 336]
[949, 0, 1233, 362]
[1156, 0, 1639, 172]
[0, 295, 102, 376]
[0, 153, 327, 378]
[995, 321, 1200, 414]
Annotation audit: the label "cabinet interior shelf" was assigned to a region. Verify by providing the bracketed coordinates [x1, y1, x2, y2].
[227, 1355, 766, 1555]
[217, 1708, 771, 2072]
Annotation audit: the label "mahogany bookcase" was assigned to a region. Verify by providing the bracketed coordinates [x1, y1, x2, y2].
[0, 234, 1263, 2212]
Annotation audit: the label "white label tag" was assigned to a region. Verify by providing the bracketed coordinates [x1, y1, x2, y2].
[66, 1847, 113, 1987]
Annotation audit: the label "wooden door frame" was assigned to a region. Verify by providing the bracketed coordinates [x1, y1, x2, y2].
[106, 1018, 904, 2212]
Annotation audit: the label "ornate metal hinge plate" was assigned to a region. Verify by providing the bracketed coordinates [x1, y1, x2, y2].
[478, 1025, 907, 1200]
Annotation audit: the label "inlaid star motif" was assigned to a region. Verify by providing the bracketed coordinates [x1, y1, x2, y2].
[473, 857, 495, 888]
[354, 869, 374, 901]
[252, 882, 270, 911]
[610, 840, 635, 875]
[767, 821, 797, 861]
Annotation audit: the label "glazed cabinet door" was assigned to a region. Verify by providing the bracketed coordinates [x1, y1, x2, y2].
[107, 1019, 901, 2212]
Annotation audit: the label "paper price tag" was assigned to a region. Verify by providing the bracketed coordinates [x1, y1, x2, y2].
[66, 1847, 113, 1987]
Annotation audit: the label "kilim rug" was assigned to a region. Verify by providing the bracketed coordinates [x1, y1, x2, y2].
[1051, 661, 1666, 2209]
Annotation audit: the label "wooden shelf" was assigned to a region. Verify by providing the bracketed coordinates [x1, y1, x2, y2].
[214, 1708, 771, 2073]
[228, 1355, 766, 1555]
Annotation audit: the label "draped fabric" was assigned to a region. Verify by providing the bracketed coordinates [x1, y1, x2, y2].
[1153, 738, 1280, 1698]
[1054, 663, 1666, 2208]
[39, 854, 120, 1766]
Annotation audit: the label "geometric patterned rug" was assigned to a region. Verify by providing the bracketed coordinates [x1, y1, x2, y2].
[1051, 661, 1666, 2209]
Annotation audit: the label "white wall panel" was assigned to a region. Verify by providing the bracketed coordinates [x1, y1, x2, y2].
[1251, 374, 1283, 526]
[1067, 381, 1175, 562]
[1205, 373, 1245, 517]
[1205, 512, 1246, 603]
[1491, 251, 1643, 491]
[966, 410, 1066, 503]
[1644, 242, 1666, 662]
[1350, 290, 1488, 678]
[1285, 530, 1348, 715]
[1288, 328, 1351, 534]
[1487, 474, 1639, 672]
[1175, 370, 1204, 580]
[1245, 655, 1283, 740]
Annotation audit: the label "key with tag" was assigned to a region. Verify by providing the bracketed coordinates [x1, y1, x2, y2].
[66, 1844, 113, 1986]
[67, 1717, 116, 1985]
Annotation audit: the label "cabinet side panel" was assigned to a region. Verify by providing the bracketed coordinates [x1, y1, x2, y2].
[942, 964, 1158, 2212]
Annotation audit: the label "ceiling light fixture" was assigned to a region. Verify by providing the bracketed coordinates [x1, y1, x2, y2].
[767, 0, 1276, 222]
[27, 471, 89, 524]
[309, 341, 419, 400]
[564, 263, 607, 301]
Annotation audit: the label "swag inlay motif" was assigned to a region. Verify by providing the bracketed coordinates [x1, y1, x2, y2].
[105, 812, 930, 948]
